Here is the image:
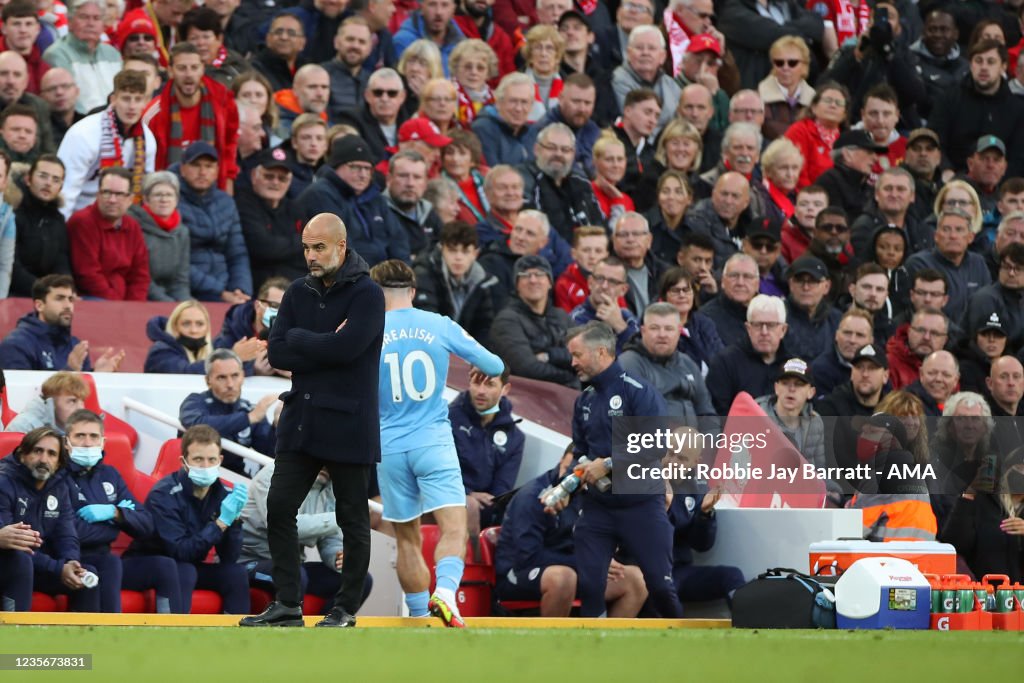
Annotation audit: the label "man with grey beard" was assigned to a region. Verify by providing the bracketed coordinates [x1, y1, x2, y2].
[0, 426, 101, 611]
[516, 122, 603, 243]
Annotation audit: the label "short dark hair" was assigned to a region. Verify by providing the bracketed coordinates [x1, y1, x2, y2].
[439, 220, 479, 248]
[863, 82, 898, 107]
[65, 409, 105, 435]
[443, 129, 483, 166]
[680, 231, 715, 253]
[815, 206, 848, 228]
[113, 69, 149, 94]
[99, 166, 134, 188]
[169, 41, 201, 64]
[31, 274, 76, 302]
[16, 426, 69, 471]
[856, 262, 887, 280]
[2, 0, 38, 21]
[370, 258, 417, 288]
[969, 38, 1007, 62]
[799, 184, 828, 198]
[624, 87, 661, 109]
[563, 73, 594, 90]
[181, 424, 221, 460]
[912, 268, 948, 293]
[30, 153, 65, 177]
[257, 276, 291, 300]
[180, 6, 224, 39]
[999, 177, 1024, 198]
[999, 242, 1024, 267]
[123, 52, 160, 71]
[658, 266, 699, 308]
[0, 103, 38, 129]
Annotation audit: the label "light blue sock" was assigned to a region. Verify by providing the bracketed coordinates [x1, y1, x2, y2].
[405, 590, 430, 617]
[435, 556, 465, 594]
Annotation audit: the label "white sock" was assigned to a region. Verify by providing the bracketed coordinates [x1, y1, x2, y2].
[433, 587, 458, 608]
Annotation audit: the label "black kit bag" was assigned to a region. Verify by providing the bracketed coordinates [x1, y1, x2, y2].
[731, 567, 837, 629]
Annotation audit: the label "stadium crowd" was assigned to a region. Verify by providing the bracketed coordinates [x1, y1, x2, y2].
[2, 0, 1024, 617]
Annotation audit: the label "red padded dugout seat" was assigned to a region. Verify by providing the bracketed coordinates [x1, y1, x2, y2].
[478, 526, 579, 613]
[80, 373, 139, 448]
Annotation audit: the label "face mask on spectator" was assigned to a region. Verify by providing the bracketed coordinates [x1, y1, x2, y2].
[178, 335, 207, 352]
[262, 307, 278, 329]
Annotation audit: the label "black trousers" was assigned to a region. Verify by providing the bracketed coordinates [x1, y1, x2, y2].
[267, 450, 371, 613]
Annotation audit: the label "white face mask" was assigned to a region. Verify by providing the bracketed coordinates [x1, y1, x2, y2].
[69, 445, 103, 468]
[187, 464, 220, 487]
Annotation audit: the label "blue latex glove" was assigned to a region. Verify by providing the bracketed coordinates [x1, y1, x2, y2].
[218, 490, 246, 526]
[117, 499, 136, 511]
[78, 504, 117, 523]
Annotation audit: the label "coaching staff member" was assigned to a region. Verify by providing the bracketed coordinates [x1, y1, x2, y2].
[565, 321, 683, 618]
[240, 213, 385, 628]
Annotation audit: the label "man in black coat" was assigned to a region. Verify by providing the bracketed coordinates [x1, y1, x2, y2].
[929, 39, 1024, 175]
[817, 130, 886, 222]
[242, 213, 385, 629]
[236, 149, 307, 287]
[335, 68, 410, 164]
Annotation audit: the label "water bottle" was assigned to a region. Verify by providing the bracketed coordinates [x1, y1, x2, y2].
[539, 471, 582, 509]
[80, 571, 99, 589]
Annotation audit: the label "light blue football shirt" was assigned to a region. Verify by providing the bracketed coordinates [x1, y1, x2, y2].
[379, 307, 505, 454]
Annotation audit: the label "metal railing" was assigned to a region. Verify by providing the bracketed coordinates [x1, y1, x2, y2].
[122, 396, 384, 514]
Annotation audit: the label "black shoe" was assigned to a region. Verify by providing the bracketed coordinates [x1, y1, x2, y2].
[315, 607, 356, 628]
[239, 601, 305, 627]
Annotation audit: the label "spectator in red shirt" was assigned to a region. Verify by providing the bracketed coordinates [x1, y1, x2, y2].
[67, 167, 151, 301]
[785, 81, 849, 189]
[141, 42, 239, 193]
[0, 0, 50, 94]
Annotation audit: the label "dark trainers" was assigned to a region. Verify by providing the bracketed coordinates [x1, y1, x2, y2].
[315, 608, 356, 628]
[239, 601, 304, 627]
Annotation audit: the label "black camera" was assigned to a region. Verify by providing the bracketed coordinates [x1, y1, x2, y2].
[868, 10, 894, 57]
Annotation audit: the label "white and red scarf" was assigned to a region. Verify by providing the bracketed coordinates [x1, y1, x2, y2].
[664, 8, 693, 77]
[455, 79, 494, 126]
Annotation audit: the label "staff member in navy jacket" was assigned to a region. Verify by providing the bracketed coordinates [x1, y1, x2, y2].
[241, 212, 385, 629]
[495, 445, 648, 617]
[565, 321, 683, 618]
[65, 409, 183, 613]
[127, 425, 250, 614]
[178, 348, 279, 476]
[0, 427, 100, 611]
[450, 365, 525, 548]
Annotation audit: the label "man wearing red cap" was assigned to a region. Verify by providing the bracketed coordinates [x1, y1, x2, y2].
[114, 12, 159, 60]
[117, 0, 191, 68]
[676, 34, 729, 133]
[377, 116, 451, 176]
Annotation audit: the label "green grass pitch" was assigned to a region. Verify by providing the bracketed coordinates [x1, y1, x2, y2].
[1, 626, 1021, 682]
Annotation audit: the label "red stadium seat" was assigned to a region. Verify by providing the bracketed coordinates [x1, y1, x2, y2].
[30, 593, 59, 612]
[80, 373, 139, 449]
[0, 432, 23, 458]
[478, 526, 579, 614]
[419, 524, 492, 616]
[303, 595, 327, 616]
[249, 587, 273, 614]
[102, 433, 136, 490]
[121, 590, 150, 613]
[0, 386, 17, 426]
[153, 438, 183, 479]
[190, 590, 223, 614]
[131, 472, 156, 502]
